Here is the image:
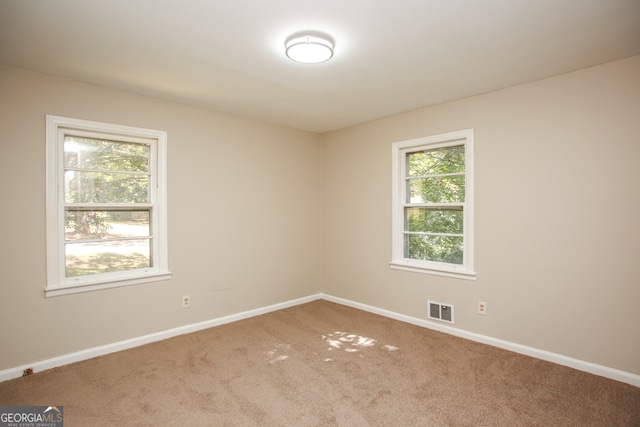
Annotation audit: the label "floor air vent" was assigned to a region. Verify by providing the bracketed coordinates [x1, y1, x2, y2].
[428, 300, 454, 324]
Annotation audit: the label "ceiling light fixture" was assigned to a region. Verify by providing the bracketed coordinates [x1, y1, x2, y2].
[285, 34, 334, 64]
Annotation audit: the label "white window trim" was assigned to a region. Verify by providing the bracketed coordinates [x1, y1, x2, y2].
[45, 115, 171, 297]
[390, 129, 476, 280]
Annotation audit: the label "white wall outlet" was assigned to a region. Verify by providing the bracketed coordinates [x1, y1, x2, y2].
[478, 301, 487, 315]
[182, 295, 191, 309]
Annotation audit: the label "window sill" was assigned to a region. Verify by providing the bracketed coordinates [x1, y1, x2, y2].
[389, 262, 476, 281]
[45, 271, 172, 298]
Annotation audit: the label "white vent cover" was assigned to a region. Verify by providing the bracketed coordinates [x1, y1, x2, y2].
[428, 300, 455, 324]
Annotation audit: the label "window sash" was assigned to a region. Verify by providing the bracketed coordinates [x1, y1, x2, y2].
[58, 132, 158, 280]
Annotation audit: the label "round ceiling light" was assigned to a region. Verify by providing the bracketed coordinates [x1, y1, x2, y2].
[285, 34, 334, 64]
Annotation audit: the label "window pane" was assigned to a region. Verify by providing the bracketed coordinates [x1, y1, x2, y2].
[408, 145, 464, 177]
[65, 239, 151, 277]
[65, 210, 150, 241]
[64, 136, 149, 172]
[405, 207, 463, 234]
[64, 171, 149, 203]
[407, 175, 465, 203]
[405, 234, 463, 265]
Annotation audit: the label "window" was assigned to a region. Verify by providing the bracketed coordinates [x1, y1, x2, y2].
[391, 129, 475, 279]
[46, 116, 171, 297]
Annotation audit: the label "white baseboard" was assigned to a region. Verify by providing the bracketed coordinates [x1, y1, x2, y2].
[1, 292, 638, 388]
[320, 293, 640, 388]
[0, 294, 322, 383]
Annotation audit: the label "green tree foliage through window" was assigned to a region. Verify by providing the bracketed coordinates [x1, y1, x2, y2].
[405, 145, 465, 264]
[63, 136, 152, 277]
[64, 137, 150, 204]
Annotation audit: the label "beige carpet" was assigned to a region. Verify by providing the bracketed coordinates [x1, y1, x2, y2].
[1, 300, 639, 426]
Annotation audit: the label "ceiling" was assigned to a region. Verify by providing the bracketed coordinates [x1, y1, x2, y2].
[1, 0, 639, 133]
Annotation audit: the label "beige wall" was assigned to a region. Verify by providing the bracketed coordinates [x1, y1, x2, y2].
[322, 55, 640, 375]
[0, 65, 323, 370]
[1, 56, 639, 376]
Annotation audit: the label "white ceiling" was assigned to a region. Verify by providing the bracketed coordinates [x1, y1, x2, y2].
[1, 0, 639, 133]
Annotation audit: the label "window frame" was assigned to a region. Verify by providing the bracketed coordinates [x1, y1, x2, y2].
[45, 115, 171, 297]
[390, 129, 475, 280]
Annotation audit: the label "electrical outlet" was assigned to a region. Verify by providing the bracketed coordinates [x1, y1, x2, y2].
[478, 301, 487, 315]
[182, 295, 191, 309]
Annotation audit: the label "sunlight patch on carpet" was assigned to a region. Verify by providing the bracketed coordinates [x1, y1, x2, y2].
[322, 331, 376, 351]
[265, 343, 290, 364]
[321, 331, 399, 358]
